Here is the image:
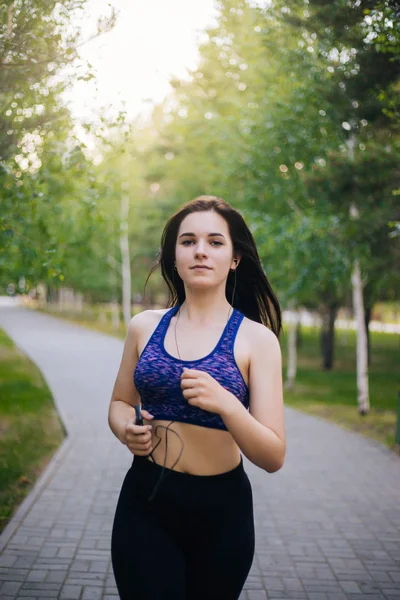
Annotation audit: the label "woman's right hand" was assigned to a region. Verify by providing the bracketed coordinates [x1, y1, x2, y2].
[124, 409, 154, 455]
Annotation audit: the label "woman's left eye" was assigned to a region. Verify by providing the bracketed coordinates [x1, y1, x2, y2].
[181, 239, 222, 246]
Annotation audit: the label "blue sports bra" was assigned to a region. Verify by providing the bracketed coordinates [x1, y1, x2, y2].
[133, 305, 249, 431]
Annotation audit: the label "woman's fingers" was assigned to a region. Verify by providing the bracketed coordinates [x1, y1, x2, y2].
[127, 421, 152, 435]
[124, 421, 153, 454]
[180, 378, 194, 389]
[141, 409, 154, 420]
[182, 387, 199, 399]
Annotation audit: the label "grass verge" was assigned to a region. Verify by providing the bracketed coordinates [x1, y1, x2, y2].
[0, 328, 66, 534]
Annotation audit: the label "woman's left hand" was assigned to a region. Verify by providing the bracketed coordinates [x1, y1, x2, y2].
[180, 368, 238, 417]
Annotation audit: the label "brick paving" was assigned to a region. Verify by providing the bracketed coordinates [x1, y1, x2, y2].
[0, 306, 399, 600]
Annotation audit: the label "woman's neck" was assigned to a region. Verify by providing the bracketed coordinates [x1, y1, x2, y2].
[179, 290, 232, 325]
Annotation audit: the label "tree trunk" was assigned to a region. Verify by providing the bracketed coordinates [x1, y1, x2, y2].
[296, 319, 302, 349]
[364, 305, 372, 366]
[47, 285, 58, 305]
[351, 258, 370, 414]
[75, 292, 83, 314]
[111, 299, 121, 329]
[348, 133, 370, 415]
[285, 301, 298, 390]
[120, 184, 131, 326]
[320, 302, 339, 370]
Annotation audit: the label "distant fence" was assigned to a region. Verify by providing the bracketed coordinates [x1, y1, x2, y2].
[283, 310, 400, 334]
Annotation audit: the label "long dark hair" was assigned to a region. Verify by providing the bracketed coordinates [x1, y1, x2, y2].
[146, 196, 282, 338]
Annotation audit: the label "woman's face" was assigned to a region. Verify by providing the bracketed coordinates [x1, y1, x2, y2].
[175, 210, 237, 289]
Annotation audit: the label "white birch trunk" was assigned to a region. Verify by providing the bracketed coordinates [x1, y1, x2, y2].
[75, 292, 83, 314]
[351, 257, 370, 413]
[348, 133, 370, 414]
[285, 301, 298, 390]
[111, 301, 121, 329]
[58, 288, 64, 312]
[120, 185, 131, 326]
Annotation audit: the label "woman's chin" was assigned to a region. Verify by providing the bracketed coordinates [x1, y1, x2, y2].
[184, 278, 222, 292]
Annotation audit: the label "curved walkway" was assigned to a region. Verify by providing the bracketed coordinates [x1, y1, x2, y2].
[0, 306, 399, 600]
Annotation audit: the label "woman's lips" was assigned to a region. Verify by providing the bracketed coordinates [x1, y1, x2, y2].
[191, 266, 211, 269]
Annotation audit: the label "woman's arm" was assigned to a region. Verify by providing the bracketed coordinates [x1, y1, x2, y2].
[180, 321, 286, 473]
[108, 314, 148, 445]
[221, 324, 286, 473]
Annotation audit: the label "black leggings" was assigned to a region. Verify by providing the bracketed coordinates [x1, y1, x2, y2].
[111, 454, 255, 600]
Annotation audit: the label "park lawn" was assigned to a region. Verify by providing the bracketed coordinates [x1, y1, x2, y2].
[0, 328, 65, 534]
[281, 325, 400, 451]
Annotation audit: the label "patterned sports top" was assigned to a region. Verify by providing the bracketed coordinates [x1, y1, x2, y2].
[133, 305, 249, 431]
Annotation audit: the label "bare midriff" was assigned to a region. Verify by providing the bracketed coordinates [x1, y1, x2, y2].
[144, 419, 241, 475]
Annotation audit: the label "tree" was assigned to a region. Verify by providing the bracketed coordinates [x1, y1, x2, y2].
[0, 0, 116, 290]
[288, 0, 400, 412]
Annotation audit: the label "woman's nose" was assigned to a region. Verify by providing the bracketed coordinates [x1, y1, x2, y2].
[194, 243, 207, 257]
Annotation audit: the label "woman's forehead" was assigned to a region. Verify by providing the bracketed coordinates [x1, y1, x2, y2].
[178, 211, 229, 235]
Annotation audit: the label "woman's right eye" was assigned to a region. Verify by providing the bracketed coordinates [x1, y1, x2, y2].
[181, 240, 194, 245]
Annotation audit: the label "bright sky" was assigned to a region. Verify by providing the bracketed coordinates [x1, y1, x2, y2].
[63, 0, 219, 123]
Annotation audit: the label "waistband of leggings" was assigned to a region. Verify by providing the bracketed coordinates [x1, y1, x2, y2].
[131, 453, 245, 495]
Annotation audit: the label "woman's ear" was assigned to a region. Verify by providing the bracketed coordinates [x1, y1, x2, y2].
[232, 256, 240, 269]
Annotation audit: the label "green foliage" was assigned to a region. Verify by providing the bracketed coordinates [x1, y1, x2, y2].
[0, 0, 116, 292]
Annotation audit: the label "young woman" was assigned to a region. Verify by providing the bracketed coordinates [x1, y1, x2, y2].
[109, 195, 286, 600]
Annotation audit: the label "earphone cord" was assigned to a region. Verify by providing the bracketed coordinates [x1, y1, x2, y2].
[147, 421, 184, 502]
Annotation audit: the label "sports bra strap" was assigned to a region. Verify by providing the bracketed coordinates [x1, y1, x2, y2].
[147, 305, 243, 359]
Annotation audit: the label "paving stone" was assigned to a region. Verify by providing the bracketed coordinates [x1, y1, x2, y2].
[382, 591, 400, 599]
[25, 570, 49, 583]
[339, 580, 362, 593]
[268, 593, 307, 599]
[57, 547, 77, 559]
[20, 582, 61, 593]
[346, 594, 386, 600]
[59, 584, 83, 599]
[65, 575, 106, 587]
[82, 587, 104, 600]
[0, 555, 18, 568]
[13, 557, 36, 570]
[0, 569, 29, 581]
[301, 580, 342, 593]
[44, 570, 68, 584]
[0, 581, 23, 595]
[246, 592, 268, 600]
[262, 577, 285, 591]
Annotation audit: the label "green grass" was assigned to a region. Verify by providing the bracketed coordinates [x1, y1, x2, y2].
[281, 325, 400, 450]
[0, 329, 66, 533]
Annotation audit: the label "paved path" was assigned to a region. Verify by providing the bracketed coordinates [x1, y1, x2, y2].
[0, 307, 399, 600]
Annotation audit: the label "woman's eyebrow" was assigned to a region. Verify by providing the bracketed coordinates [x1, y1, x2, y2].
[178, 232, 226, 239]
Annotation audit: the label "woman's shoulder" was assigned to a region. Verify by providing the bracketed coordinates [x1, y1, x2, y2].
[127, 307, 172, 336]
[241, 314, 280, 349]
